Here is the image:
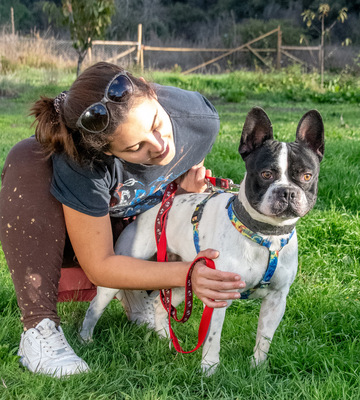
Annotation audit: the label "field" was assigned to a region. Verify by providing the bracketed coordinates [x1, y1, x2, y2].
[0, 66, 359, 399]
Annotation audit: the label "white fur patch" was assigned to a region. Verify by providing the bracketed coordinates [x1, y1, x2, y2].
[259, 143, 289, 216]
[277, 143, 289, 184]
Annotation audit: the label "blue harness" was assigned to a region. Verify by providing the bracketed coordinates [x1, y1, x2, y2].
[191, 194, 295, 299]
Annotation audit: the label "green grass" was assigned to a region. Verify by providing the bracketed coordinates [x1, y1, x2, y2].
[0, 67, 359, 399]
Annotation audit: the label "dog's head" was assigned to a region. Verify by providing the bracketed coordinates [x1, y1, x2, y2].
[238, 107, 324, 224]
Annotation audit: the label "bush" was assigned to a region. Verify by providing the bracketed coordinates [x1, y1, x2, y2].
[0, 56, 17, 74]
[232, 19, 308, 48]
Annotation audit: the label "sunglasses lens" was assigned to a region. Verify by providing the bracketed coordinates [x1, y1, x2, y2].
[107, 75, 133, 102]
[81, 104, 108, 132]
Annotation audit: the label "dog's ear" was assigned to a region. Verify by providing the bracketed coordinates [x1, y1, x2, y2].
[239, 107, 273, 160]
[296, 110, 325, 161]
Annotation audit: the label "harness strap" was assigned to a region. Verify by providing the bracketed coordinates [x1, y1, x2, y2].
[155, 183, 215, 354]
[226, 196, 295, 298]
[190, 194, 295, 300]
[191, 192, 220, 253]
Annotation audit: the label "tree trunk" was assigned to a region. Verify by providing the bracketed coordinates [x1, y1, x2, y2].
[76, 49, 88, 77]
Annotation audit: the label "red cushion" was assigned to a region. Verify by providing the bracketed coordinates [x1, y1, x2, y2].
[58, 267, 97, 302]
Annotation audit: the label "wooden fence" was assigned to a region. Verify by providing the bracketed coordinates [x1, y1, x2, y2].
[91, 24, 322, 74]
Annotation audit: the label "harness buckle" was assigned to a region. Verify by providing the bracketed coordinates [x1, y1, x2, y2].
[259, 281, 271, 288]
[191, 205, 204, 225]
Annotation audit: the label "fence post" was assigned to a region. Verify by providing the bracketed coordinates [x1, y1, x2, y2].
[11, 7, 15, 35]
[276, 25, 282, 70]
[88, 45, 92, 64]
[320, 18, 324, 88]
[137, 24, 143, 71]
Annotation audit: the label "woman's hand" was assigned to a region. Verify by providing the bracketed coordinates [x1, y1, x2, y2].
[176, 160, 211, 193]
[190, 248, 246, 308]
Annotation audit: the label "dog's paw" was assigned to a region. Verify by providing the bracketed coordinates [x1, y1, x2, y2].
[201, 361, 219, 377]
[155, 324, 170, 339]
[250, 355, 269, 369]
[79, 329, 94, 344]
[127, 312, 156, 330]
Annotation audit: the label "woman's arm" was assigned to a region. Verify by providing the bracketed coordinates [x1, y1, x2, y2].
[63, 205, 245, 308]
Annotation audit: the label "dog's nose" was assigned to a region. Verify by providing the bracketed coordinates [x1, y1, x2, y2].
[279, 187, 297, 200]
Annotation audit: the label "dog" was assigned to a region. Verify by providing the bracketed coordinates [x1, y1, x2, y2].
[80, 107, 324, 374]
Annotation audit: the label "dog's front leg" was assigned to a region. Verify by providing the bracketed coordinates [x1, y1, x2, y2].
[201, 306, 227, 376]
[252, 290, 288, 367]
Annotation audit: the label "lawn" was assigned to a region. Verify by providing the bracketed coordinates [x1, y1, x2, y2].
[0, 67, 359, 399]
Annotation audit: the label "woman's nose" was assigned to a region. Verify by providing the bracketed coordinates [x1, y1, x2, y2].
[148, 131, 164, 153]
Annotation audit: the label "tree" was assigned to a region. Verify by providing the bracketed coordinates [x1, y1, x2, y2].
[44, 0, 115, 75]
[302, 3, 348, 87]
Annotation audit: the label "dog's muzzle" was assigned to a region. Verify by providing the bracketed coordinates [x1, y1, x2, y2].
[270, 185, 308, 218]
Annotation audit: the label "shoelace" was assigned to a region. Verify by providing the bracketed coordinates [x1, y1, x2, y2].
[36, 322, 69, 355]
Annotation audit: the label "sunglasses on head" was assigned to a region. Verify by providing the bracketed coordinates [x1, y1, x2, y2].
[76, 71, 134, 134]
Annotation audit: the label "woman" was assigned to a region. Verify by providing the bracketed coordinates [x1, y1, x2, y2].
[0, 62, 245, 377]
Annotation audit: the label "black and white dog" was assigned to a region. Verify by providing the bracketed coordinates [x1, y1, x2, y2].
[80, 107, 324, 374]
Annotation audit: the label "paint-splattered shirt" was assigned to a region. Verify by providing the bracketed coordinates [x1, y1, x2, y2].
[50, 85, 220, 218]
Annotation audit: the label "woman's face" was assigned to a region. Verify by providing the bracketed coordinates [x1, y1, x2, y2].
[106, 97, 175, 165]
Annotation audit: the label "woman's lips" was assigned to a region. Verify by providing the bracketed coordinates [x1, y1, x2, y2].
[153, 143, 170, 160]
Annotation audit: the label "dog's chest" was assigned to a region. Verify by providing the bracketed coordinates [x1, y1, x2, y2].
[164, 194, 298, 295]
[213, 222, 298, 294]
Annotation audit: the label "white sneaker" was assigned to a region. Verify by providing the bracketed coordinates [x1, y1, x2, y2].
[18, 318, 89, 377]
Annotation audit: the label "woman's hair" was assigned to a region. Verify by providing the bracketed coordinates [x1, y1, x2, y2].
[31, 62, 155, 165]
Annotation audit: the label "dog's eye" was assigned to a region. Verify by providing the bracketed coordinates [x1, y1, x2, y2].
[303, 173, 312, 181]
[261, 171, 273, 180]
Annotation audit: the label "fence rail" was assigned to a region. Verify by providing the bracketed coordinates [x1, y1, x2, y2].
[89, 25, 322, 74]
[1, 26, 355, 75]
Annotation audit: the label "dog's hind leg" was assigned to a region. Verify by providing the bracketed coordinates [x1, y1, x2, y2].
[80, 287, 120, 342]
[153, 287, 185, 339]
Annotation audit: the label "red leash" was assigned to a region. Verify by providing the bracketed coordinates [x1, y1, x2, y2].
[155, 182, 215, 353]
[205, 174, 240, 191]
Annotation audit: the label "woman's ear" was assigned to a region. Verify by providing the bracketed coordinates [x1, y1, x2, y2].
[139, 77, 146, 83]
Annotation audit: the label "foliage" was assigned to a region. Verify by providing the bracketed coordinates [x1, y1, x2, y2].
[301, 3, 349, 40]
[150, 66, 360, 104]
[43, 0, 116, 75]
[0, 0, 40, 32]
[231, 18, 307, 48]
[2, 0, 360, 47]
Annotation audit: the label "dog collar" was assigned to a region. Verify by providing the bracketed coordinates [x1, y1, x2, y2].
[226, 196, 295, 298]
[230, 195, 297, 236]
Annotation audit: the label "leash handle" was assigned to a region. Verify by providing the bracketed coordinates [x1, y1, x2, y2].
[165, 257, 215, 354]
